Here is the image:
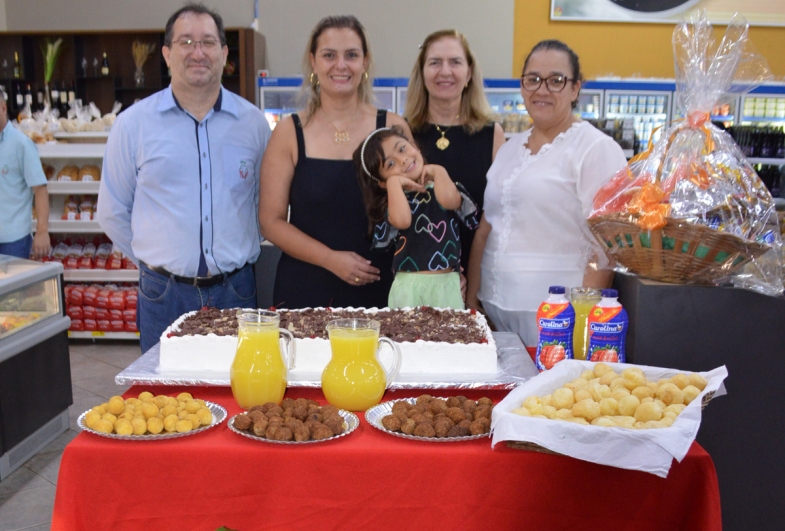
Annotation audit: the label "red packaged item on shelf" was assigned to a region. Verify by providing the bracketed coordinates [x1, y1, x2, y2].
[124, 321, 138, 333]
[122, 308, 136, 322]
[94, 307, 109, 320]
[125, 289, 138, 309]
[110, 320, 125, 332]
[107, 246, 123, 270]
[97, 320, 111, 332]
[69, 319, 84, 332]
[82, 306, 96, 320]
[93, 243, 112, 269]
[83, 319, 97, 331]
[66, 306, 83, 320]
[124, 259, 138, 270]
[108, 292, 126, 310]
[67, 285, 85, 306]
[95, 291, 110, 309]
[83, 285, 99, 306]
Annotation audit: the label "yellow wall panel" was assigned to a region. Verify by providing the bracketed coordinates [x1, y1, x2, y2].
[513, 0, 785, 80]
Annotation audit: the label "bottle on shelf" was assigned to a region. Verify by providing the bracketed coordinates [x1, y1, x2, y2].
[36, 85, 44, 111]
[24, 83, 33, 108]
[67, 80, 76, 105]
[50, 83, 60, 111]
[14, 82, 23, 110]
[59, 81, 69, 115]
[101, 52, 109, 77]
[13, 51, 20, 79]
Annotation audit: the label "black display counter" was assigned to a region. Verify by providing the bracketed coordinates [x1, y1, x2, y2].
[614, 272, 785, 531]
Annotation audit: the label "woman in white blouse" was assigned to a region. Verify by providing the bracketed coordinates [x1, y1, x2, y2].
[466, 40, 627, 347]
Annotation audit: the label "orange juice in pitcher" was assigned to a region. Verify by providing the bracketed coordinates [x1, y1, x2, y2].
[321, 319, 401, 411]
[230, 310, 293, 409]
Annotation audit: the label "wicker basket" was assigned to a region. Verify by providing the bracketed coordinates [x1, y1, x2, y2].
[588, 215, 770, 284]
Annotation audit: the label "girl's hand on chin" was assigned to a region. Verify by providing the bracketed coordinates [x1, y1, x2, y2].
[391, 174, 426, 193]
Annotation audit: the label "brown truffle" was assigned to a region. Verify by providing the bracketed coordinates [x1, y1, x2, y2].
[233, 414, 252, 430]
[381, 415, 402, 431]
[400, 418, 417, 435]
[413, 423, 436, 438]
[323, 416, 345, 435]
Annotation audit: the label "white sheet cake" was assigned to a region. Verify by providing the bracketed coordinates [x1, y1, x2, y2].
[158, 307, 498, 379]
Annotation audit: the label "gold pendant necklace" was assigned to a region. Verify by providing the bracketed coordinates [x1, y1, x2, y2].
[433, 115, 460, 150]
[323, 105, 360, 144]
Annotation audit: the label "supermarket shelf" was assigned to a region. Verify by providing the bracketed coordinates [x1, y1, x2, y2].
[738, 116, 785, 123]
[606, 112, 667, 120]
[37, 143, 105, 158]
[47, 181, 100, 194]
[53, 132, 109, 141]
[36, 220, 103, 233]
[68, 331, 139, 340]
[63, 269, 139, 282]
[747, 157, 785, 165]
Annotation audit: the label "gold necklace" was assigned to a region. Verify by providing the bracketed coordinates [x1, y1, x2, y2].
[433, 115, 460, 150]
[322, 105, 360, 144]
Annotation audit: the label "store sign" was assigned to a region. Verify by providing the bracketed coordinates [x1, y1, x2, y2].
[551, 0, 785, 27]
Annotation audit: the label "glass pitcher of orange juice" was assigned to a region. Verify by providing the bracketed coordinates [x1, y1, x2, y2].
[570, 287, 602, 361]
[321, 319, 401, 411]
[230, 309, 295, 409]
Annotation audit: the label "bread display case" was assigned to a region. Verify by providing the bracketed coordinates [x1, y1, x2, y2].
[0, 256, 72, 480]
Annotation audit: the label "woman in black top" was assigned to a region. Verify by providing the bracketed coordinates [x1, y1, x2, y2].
[258, 16, 410, 308]
[405, 30, 506, 275]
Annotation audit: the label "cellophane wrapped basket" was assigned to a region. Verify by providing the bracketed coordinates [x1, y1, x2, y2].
[588, 12, 783, 295]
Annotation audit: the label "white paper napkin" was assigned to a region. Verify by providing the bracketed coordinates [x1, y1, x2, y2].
[490, 359, 728, 477]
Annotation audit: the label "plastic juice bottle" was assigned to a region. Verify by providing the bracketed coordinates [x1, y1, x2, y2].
[321, 328, 387, 411]
[535, 286, 575, 371]
[587, 289, 629, 363]
[570, 287, 602, 361]
[230, 327, 287, 409]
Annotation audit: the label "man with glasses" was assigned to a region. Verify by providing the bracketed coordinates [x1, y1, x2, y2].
[98, 3, 271, 353]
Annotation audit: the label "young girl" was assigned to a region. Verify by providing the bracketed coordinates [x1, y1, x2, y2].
[353, 126, 478, 309]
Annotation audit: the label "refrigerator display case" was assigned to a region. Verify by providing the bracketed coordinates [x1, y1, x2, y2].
[0, 256, 71, 480]
[670, 96, 739, 129]
[603, 83, 672, 153]
[737, 85, 785, 167]
[258, 77, 400, 130]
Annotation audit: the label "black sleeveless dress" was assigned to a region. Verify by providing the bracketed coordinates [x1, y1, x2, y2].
[412, 123, 495, 273]
[273, 110, 394, 309]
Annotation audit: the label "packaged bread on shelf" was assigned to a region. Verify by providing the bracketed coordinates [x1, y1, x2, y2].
[57, 165, 80, 182]
[62, 195, 79, 220]
[78, 196, 95, 220]
[42, 163, 55, 181]
[79, 165, 101, 181]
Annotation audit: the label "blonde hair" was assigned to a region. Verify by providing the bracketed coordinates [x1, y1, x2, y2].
[404, 30, 495, 134]
[298, 15, 375, 125]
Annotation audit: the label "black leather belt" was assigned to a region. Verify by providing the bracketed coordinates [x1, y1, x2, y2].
[142, 262, 246, 287]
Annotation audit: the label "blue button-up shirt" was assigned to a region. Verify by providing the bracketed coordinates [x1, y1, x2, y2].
[97, 86, 270, 277]
[0, 121, 47, 243]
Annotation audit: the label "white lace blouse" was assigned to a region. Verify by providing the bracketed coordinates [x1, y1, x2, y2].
[479, 121, 627, 311]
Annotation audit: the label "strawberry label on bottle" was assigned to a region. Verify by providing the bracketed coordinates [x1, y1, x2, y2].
[587, 305, 628, 363]
[535, 301, 575, 372]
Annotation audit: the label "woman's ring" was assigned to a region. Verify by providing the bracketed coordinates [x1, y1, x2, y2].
[355, 277, 360, 283]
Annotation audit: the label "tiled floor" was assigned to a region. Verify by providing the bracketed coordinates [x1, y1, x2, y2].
[0, 339, 142, 531]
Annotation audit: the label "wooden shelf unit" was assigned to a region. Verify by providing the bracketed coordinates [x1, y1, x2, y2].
[0, 28, 264, 115]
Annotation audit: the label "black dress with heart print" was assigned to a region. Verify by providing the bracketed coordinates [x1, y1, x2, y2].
[372, 182, 479, 273]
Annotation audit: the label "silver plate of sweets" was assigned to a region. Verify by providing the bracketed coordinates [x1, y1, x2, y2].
[365, 397, 491, 443]
[228, 409, 359, 445]
[77, 401, 227, 441]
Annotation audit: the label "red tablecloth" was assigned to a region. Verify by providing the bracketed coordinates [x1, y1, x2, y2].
[52, 386, 722, 531]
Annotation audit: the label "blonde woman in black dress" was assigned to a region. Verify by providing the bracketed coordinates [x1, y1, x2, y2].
[259, 16, 411, 308]
[405, 30, 505, 278]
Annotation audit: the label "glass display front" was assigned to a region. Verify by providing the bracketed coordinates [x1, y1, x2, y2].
[0, 257, 62, 340]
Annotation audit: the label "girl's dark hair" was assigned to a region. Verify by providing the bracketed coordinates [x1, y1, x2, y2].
[352, 125, 419, 236]
[522, 39, 583, 109]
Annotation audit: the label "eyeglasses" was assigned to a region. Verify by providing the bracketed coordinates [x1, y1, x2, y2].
[520, 74, 574, 93]
[172, 38, 220, 52]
